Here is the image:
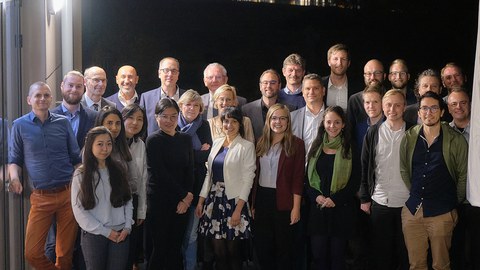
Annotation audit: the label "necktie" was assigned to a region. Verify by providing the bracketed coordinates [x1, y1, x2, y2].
[93, 104, 99, 111]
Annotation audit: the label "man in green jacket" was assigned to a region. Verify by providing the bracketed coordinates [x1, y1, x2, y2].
[399, 91, 467, 270]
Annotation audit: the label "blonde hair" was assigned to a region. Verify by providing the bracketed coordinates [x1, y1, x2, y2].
[256, 104, 296, 157]
[213, 84, 238, 109]
[178, 89, 204, 113]
[383, 89, 406, 105]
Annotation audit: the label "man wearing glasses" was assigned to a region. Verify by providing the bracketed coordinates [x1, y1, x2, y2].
[200, 62, 247, 119]
[400, 91, 467, 269]
[388, 59, 416, 105]
[243, 69, 292, 141]
[140, 57, 185, 135]
[81, 66, 116, 111]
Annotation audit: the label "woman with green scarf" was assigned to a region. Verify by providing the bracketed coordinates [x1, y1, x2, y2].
[305, 106, 360, 270]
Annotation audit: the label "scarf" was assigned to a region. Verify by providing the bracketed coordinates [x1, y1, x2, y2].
[178, 113, 202, 150]
[307, 132, 352, 194]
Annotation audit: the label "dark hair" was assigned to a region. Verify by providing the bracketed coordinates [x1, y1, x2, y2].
[95, 105, 132, 161]
[418, 91, 446, 112]
[220, 106, 245, 138]
[122, 103, 147, 142]
[302, 73, 324, 87]
[307, 106, 352, 160]
[78, 126, 131, 210]
[414, 69, 441, 99]
[155, 97, 180, 115]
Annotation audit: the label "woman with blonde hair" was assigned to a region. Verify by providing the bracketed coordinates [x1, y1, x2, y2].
[207, 84, 254, 143]
[251, 104, 305, 270]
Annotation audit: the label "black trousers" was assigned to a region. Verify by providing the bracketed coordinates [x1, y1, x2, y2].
[370, 202, 409, 270]
[146, 202, 188, 270]
[254, 186, 295, 270]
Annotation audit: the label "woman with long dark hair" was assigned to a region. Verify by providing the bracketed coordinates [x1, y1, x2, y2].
[71, 126, 132, 270]
[196, 106, 255, 270]
[305, 106, 359, 270]
[251, 104, 305, 270]
[121, 104, 148, 269]
[145, 98, 194, 269]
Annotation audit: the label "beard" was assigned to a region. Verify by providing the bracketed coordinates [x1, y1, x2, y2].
[63, 94, 82, 105]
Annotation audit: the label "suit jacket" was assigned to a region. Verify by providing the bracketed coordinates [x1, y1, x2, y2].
[322, 75, 359, 107]
[251, 137, 306, 211]
[80, 94, 116, 111]
[199, 135, 256, 202]
[201, 92, 247, 119]
[291, 106, 307, 141]
[51, 103, 98, 149]
[106, 91, 140, 111]
[140, 86, 186, 136]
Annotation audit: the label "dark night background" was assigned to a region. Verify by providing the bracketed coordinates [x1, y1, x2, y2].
[82, 0, 479, 101]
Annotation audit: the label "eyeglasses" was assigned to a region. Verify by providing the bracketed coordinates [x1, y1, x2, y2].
[205, 75, 225, 81]
[159, 68, 179, 75]
[364, 71, 384, 77]
[271, 116, 288, 122]
[260, 80, 278, 86]
[389, 71, 407, 77]
[419, 105, 440, 113]
[156, 113, 178, 121]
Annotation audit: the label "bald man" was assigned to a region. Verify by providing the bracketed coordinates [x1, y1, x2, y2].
[81, 66, 116, 111]
[106, 65, 141, 110]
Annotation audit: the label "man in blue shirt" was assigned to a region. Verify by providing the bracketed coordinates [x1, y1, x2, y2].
[400, 91, 467, 269]
[8, 81, 81, 269]
[279, 53, 307, 110]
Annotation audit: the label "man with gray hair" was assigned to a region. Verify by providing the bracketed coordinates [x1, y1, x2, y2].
[81, 66, 116, 111]
[279, 53, 306, 110]
[201, 62, 247, 119]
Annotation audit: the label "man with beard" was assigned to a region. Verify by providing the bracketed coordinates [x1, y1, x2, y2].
[81, 66, 116, 111]
[400, 91, 467, 270]
[278, 53, 307, 110]
[106, 65, 141, 110]
[322, 44, 356, 110]
[201, 62, 247, 119]
[441, 63, 467, 96]
[46, 71, 98, 269]
[243, 69, 293, 141]
[388, 59, 416, 105]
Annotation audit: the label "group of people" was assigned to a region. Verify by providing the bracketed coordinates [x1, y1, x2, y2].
[5, 42, 478, 270]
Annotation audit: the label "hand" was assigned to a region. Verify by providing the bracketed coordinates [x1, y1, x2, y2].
[360, 202, 371, 215]
[290, 207, 301, 225]
[176, 201, 188, 214]
[108, 230, 121, 242]
[183, 192, 194, 207]
[201, 143, 211, 151]
[195, 203, 204, 218]
[323, 197, 336, 208]
[315, 195, 327, 206]
[8, 178, 23, 194]
[136, 219, 144, 226]
[229, 210, 241, 227]
[117, 229, 129, 242]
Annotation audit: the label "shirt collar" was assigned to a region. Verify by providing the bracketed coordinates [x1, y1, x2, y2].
[61, 103, 80, 115]
[118, 90, 139, 105]
[83, 94, 101, 108]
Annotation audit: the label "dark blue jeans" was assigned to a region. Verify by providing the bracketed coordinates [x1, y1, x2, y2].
[80, 230, 129, 270]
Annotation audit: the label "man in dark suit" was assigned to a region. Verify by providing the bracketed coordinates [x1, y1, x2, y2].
[106, 65, 140, 111]
[388, 59, 416, 106]
[140, 57, 186, 135]
[46, 71, 98, 269]
[201, 62, 247, 119]
[322, 44, 357, 110]
[81, 66, 116, 111]
[243, 69, 293, 141]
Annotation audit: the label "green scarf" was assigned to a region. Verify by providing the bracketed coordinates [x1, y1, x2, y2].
[307, 132, 352, 194]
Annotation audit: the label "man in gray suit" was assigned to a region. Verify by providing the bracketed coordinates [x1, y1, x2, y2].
[201, 62, 247, 119]
[81, 66, 116, 111]
[291, 73, 326, 153]
[243, 69, 290, 141]
[140, 57, 186, 135]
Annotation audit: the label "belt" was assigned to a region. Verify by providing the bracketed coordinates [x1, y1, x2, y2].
[33, 184, 71, 195]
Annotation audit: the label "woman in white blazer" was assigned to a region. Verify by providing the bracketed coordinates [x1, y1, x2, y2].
[195, 106, 256, 270]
